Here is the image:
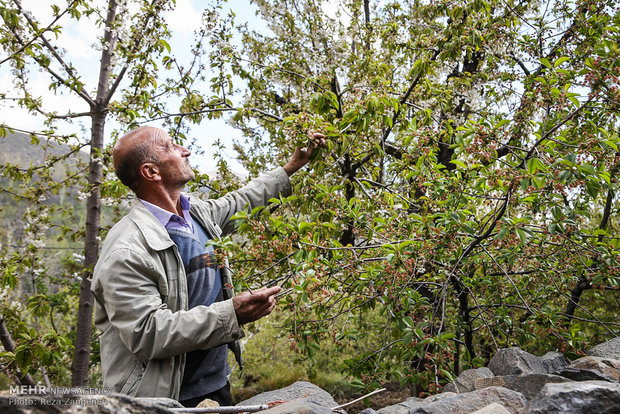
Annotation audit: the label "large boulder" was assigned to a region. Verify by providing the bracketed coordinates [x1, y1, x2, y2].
[377, 393, 455, 414]
[255, 399, 336, 414]
[524, 380, 620, 414]
[469, 403, 512, 414]
[236, 381, 338, 414]
[555, 356, 620, 383]
[487, 347, 549, 376]
[540, 352, 570, 373]
[409, 387, 527, 414]
[587, 337, 620, 360]
[473, 374, 573, 400]
[442, 368, 494, 394]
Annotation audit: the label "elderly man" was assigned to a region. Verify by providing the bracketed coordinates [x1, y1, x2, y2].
[92, 126, 324, 407]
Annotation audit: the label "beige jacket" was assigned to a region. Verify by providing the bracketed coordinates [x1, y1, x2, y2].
[92, 167, 291, 399]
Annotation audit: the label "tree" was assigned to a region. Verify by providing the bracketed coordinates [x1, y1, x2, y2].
[0, 0, 231, 386]
[209, 0, 620, 392]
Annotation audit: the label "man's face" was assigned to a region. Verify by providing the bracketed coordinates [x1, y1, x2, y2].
[151, 131, 195, 188]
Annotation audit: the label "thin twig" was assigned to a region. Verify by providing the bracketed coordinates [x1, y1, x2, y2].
[331, 388, 386, 411]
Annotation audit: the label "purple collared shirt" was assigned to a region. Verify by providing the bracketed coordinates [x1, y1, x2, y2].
[140, 194, 195, 234]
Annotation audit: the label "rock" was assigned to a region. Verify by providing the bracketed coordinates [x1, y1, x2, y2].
[588, 337, 620, 360]
[443, 367, 494, 394]
[236, 381, 338, 413]
[135, 397, 183, 408]
[0, 392, 175, 413]
[487, 347, 548, 376]
[524, 380, 620, 414]
[540, 352, 570, 373]
[554, 356, 620, 382]
[257, 398, 335, 414]
[376, 396, 424, 414]
[358, 409, 379, 414]
[570, 356, 619, 381]
[196, 398, 220, 408]
[376, 393, 455, 414]
[409, 387, 527, 414]
[473, 374, 573, 400]
[469, 402, 512, 414]
[556, 367, 617, 382]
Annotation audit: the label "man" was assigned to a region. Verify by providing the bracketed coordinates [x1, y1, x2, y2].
[91, 126, 324, 406]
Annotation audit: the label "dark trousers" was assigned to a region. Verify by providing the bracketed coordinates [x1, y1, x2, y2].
[180, 382, 233, 408]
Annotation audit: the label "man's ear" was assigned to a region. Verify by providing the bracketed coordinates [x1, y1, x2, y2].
[139, 162, 161, 183]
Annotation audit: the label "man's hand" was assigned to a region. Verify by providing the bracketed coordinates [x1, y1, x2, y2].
[232, 286, 282, 325]
[283, 132, 327, 176]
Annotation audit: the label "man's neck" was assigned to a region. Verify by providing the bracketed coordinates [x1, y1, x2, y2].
[137, 187, 183, 216]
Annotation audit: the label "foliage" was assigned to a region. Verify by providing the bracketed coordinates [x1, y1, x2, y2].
[210, 0, 620, 393]
[0, 0, 618, 397]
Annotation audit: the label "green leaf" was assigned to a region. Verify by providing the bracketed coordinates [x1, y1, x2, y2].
[526, 158, 546, 174]
[554, 56, 570, 67]
[586, 180, 601, 198]
[451, 159, 467, 169]
[516, 228, 529, 244]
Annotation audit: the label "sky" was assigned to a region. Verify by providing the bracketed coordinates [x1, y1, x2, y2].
[0, 0, 269, 174]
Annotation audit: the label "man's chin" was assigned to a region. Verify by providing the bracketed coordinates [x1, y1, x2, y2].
[185, 173, 196, 183]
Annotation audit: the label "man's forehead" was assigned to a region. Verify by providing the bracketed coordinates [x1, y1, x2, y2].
[151, 129, 175, 147]
[152, 128, 171, 141]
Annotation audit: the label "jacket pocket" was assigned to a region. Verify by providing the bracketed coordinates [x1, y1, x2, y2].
[119, 358, 146, 395]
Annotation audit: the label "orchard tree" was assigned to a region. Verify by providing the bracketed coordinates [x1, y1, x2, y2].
[0, 0, 232, 386]
[209, 0, 620, 392]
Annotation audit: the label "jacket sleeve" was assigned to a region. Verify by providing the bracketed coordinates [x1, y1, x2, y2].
[195, 167, 291, 236]
[94, 247, 244, 360]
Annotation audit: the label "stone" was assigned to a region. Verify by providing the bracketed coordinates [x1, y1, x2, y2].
[236, 381, 339, 412]
[409, 387, 527, 414]
[376, 392, 456, 414]
[196, 398, 220, 408]
[524, 380, 620, 414]
[556, 367, 617, 382]
[487, 347, 548, 376]
[443, 367, 494, 394]
[135, 397, 183, 408]
[0, 392, 176, 413]
[469, 402, 512, 414]
[473, 374, 573, 400]
[540, 352, 570, 373]
[588, 336, 620, 360]
[358, 409, 379, 414]
[554, 356, 620, 382]
[569, 356, 620, 381]
[376, 396, 424, 414]
[257, 398, 335, 414]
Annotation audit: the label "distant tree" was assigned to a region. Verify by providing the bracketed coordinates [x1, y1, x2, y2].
[0, 0, 232, 386]
[208, 0, 620, 392]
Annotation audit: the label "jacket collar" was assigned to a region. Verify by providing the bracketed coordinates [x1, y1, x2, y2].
[127, 198, 176, 251]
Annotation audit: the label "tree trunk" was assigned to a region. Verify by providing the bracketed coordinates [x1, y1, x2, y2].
[71, 0, 117, 387]
[71, 112, 105, 386]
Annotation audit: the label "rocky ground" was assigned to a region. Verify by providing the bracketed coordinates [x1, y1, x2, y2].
[1, 337, 619, 413]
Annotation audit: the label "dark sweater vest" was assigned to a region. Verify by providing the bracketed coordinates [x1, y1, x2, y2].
[167, 221, 229, 401]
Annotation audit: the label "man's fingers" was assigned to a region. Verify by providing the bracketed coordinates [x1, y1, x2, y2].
[258, 285, 281, 298]
[233, 286, 281, 324]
